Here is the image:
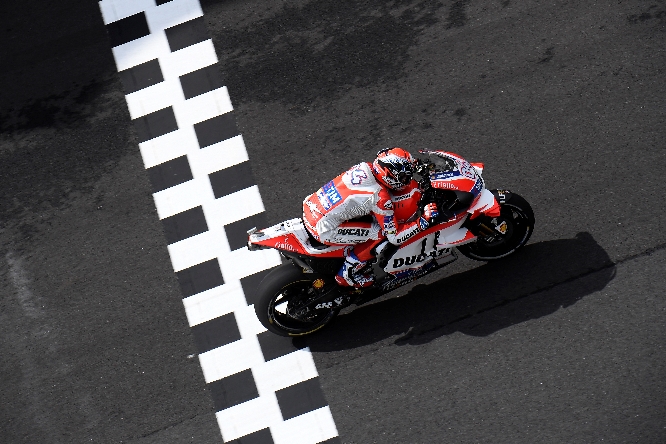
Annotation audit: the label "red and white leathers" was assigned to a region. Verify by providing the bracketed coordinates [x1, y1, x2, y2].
[302, 162, 428, 287]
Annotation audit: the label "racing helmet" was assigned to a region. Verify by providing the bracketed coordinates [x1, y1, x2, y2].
[372, 147, 416, 191]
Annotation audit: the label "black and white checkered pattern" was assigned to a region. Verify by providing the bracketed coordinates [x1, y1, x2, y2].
[99, 1, 339, 442]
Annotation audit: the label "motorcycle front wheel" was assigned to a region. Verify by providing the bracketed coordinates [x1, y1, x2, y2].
[457, 191, 535, 261]
[254, 263, 340, 337]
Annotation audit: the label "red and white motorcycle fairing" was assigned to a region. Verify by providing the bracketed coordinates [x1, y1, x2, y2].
[381, 188, 500, 275]
[248, 150, 501, 279]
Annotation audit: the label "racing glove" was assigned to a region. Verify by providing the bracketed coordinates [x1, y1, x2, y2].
[418, 203, 439, 230]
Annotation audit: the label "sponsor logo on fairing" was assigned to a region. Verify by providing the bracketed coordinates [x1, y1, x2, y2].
[383, 200, 393, 210]
[392, 248, 451, 268]
[315, 297, 346, 310]
[316, 181, 343, 210]
[459, 160, 476, 179]
[432, 181, 459, 190]
[418, 217, 428, 231]
[337, 228, 370, 237]
[392, 193, 411, 202]
[396, 226, 419, 243]
[472, 178, 483, 196]
[350, 168, 368, 185]
[381, 261, 437, 291]
[275, 236, 299, 252]
[431, 171, 460, 180]
[323, 181, 342, 203]
[495, 190, 510, 203]
[383, 215, 397, 235]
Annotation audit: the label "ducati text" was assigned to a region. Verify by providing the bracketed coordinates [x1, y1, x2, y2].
[392, 248, 451, 268]
[396, 227, 419, 244]
[337, 228, 370, 237]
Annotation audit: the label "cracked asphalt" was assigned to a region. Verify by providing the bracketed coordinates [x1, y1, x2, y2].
[1, 0, 664, 442]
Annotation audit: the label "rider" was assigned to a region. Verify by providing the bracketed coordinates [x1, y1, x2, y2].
[302, 147, 439, 288]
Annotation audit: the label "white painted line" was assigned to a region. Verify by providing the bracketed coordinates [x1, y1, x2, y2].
[112, 32, 171, 72]
[234, 304, 268, 338]
[126, 83, 232, 124]
[253, 349, 319, 395]
[145, 0, 203, 33]
[138, 127, 199, 169]
[182, 280, 246, 327]
[159, 39, 218, 78]
[198, 337, 264, 383]
[219, 248, 282, 281]
[272, 406, 339, 444]
[216, 395, 283, 442]
[202, 186, 265, 227]
[167, 230, 228, 273]
[99, 0, 154, 24]
[174, 86, 234, 127]
[152, 178, 210, 220]
[100, 0, 339, 440]
[188, 134, 250, 176]
[125, 78, 184, 119]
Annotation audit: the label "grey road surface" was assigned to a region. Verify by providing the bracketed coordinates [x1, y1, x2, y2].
[1, 0, 664, 442]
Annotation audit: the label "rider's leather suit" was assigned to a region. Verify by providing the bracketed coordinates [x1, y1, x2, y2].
[302, 162, 426, 253]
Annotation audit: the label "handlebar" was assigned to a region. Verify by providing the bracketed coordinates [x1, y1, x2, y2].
[414, 158, 433, 191]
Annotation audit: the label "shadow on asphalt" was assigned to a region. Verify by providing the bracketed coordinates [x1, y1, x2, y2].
[297, 232, 616, 351]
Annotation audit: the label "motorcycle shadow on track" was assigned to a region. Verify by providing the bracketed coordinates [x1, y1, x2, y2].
[295, 232, 616, 351]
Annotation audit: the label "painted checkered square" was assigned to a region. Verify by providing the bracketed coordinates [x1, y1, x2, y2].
[98, 1, 339, 442]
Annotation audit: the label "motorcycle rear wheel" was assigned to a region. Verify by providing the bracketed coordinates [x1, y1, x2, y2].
[254, 263, 340, 337]
[457, 192, 535, 261]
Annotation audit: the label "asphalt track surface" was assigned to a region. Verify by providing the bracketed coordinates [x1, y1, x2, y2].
[0, 0, 664, 443]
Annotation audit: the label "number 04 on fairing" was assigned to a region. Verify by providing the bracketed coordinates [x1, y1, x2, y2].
[248, 150, 535, 337]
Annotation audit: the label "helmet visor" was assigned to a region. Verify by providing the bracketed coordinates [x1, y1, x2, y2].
[395, 169, 413, 185]
[377, 159, 413, 187]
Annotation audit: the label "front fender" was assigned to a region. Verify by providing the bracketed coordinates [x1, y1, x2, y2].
[490, 189, 512, 205]
[468, 188, 501, 218]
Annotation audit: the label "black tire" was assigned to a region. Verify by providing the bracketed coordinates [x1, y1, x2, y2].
[254, 263, 339, 337]
[457, 192, 535, 261]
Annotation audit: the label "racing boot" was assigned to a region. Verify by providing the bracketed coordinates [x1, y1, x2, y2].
[335, 247, 375, 288]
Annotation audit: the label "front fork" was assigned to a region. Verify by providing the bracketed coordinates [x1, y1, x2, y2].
[464, 214, 498, 237]
[464, 189, 511, 239]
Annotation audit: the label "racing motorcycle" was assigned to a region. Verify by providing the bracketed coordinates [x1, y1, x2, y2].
[248, 150, 535, 336]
